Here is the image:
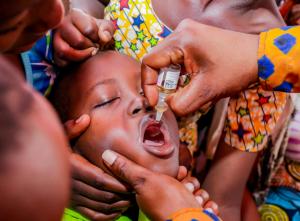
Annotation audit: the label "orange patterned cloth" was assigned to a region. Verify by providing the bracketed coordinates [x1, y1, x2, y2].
[225, 87, 288, 152]
[270, 160, 300, 191]
[168, 208, 221, 221]
[258, 26, 300, 92]
[224, 26, 300, 152]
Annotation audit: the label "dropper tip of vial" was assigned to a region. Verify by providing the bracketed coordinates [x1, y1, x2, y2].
[155, 111, 163, 122]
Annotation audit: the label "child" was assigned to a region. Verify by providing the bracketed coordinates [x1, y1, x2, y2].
[49, 51, 220, 221]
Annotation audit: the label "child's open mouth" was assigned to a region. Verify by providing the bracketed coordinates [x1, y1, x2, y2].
[143, 122, 165, 146]
[140, 116, 174, 158]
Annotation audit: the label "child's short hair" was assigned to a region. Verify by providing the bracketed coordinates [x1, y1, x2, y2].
[48, 64, 79, 123]
[49, 51, 113, 122]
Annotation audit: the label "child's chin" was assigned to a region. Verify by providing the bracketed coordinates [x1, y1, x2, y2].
[149, 163, 179, 178]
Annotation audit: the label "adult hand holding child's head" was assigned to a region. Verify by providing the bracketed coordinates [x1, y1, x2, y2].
[142, 19, 259, 116]
[64, 115, 132, 220]
[101, 150, 201, 221]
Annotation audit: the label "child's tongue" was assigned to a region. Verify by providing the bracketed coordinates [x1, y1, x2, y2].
[143, 123, 165, 146]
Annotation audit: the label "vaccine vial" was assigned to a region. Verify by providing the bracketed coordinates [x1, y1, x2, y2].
[155, 64, 181, 122]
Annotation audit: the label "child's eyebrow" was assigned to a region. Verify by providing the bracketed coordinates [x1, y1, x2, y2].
[86, 78, 117, 95]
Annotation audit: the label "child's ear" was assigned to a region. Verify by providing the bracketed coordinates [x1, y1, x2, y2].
[64, 114, 91, 140]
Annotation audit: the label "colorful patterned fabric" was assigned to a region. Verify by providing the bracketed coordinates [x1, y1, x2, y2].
[258, 26, 300, 93]
[104, 0, 172, 61]
[225, 26, 300, 152]
[167, 208, 221, 221]
[269, 97, 300, 189]
[21, 31, 57, 96]
[225, 87, 288, 152]
[270, 160, 300, 191]
[104, 0, 200, 154]
[249, 97, 300, 208]
[259, 187, 300, 221]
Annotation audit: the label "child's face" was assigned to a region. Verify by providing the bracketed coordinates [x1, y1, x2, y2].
[0, 0, 64, 53]
[69, 52, 180, 177]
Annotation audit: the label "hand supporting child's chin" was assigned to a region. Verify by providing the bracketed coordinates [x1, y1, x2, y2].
[64, 115, 132, 220]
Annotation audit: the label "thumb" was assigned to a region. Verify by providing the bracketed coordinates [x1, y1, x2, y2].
[102, 150, 151, 193]
[168, 73, 214, 116]
[176, 166, 188, 181]
[141, 43, 184, 106]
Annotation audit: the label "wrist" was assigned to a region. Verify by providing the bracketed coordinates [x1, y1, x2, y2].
[244, 33, 260, 87]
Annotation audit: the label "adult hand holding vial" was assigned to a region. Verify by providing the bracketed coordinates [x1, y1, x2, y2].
[155, 64, 181, 122]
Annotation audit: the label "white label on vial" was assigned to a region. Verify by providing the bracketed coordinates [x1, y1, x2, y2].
[157, 70, 180, 90]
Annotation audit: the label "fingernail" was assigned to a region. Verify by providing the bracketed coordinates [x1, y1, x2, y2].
[212, 203, 218, 211]
[103, 31, 112, 40]
[91, 47, 99, 56]
[201, 190, 209, 200]
[98, 29, 112, 43]
[102, 150, 117, 166]
[195, 196, 203, 205]
[75, 115, 85, 124]
[184, 182, 195, 193]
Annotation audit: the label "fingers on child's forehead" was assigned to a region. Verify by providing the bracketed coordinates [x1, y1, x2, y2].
[97, 19, 116, 35]
[60, 22, 95, 49]
[71, 9, 100, 42]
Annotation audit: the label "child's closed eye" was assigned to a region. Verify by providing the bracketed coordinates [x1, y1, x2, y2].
[93, 97, 120, 109]
[231, 0, 257, 10]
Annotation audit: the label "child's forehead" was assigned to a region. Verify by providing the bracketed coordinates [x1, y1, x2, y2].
[76, 52, 141, 88]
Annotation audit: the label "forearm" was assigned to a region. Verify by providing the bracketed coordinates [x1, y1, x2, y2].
[258, 26, 300, 92]
[203, 140, 257, 221]
[69, 0, 105, 18]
